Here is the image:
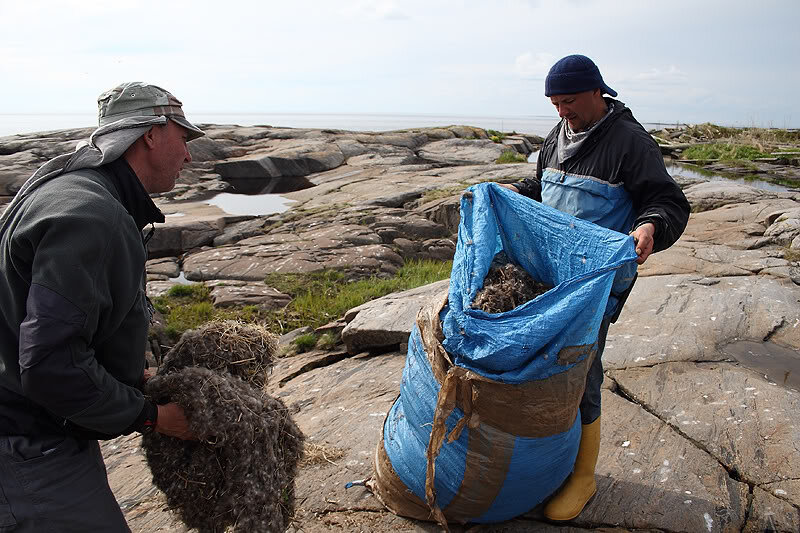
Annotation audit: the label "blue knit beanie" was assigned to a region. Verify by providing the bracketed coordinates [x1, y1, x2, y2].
[545, 54, 617, 97]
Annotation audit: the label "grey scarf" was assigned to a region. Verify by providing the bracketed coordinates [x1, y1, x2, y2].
[557, 101, 614, 164]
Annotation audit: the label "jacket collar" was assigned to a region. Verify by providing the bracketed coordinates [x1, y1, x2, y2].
[98, 157, 165, 231]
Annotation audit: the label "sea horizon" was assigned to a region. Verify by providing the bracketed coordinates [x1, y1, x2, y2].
[0, 112, 689, 139]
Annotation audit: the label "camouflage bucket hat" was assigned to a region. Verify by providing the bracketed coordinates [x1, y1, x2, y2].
[97, 82, 205, 140]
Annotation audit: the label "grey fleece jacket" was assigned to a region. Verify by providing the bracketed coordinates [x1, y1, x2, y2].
[0, 159, 160, 439]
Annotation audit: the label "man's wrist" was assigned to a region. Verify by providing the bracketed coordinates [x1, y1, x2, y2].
[634, 217, 659, 237]
[135, 401, 159, 435]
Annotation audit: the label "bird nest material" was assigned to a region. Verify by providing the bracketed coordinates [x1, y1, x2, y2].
[472, 257, 552, 313]
[142, 321, 304, 533]
[159, 320, 278, 388]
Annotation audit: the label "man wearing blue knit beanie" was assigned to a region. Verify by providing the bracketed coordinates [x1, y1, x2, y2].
[507, 55, 691, 521]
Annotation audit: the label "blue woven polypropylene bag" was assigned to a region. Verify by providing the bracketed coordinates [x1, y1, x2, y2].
[442, 183, 637, 383]
[374, 183, 638, 524]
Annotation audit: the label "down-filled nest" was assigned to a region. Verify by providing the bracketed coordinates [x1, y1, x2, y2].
[158, 320, 278, 388]
[472, 254, 552, 313]
[142, 321, 304, 533]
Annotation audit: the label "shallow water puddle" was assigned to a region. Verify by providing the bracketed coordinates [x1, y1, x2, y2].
[168, 271, 195, 285]
[721, 340, 800, 390]
[665, 162, 790, 192]
[206, 192, 295, 216]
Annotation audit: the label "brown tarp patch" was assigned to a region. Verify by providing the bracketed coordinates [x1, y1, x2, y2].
[369, 433, 433, 522]
[441, 423, 516, 522]
[557, 342, 595, 366]
[420, 290, 594, 438]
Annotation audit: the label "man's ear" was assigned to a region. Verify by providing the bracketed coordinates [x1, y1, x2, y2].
[141, 126, 158, 149]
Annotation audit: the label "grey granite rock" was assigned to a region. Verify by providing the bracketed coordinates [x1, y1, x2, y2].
[9, 122, 798, 533]
[208, 282, 291, 309]
[418, 138, 511, 165]
[341, 279, 449, 353]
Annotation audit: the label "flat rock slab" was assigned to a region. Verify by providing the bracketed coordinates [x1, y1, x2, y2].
[569, 390, 749, 532]
[642, 241, 791, 278]
[270, 349, 351, 387]
[745, 486, 800, 532]
[763, 479, 800, 509]
[149, 201, 252, 256]
[605, 274, 800, 369]
[146, 280, 181, 298]
[287, 511, 602, 532]
[342, 279, 449, 353]
[269, 351, 407, 516]
[684, 181, 799, 212]
[146, 257, 180, 278]
[609, 361, 800, 485]
[284, 163, 537, 211]
[105, 348, 797, 532]
[417, 139, 511, 165]
[183, 228, 403, 281]
[208, 281, 291, 309]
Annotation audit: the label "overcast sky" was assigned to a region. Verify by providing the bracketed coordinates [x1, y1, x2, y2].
[1, 0, 798, 129]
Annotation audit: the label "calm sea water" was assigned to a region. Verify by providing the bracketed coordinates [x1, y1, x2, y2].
[0, 112, 674, 138]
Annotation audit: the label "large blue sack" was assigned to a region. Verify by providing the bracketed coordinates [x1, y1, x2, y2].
[371, 183, 638, 526]
[442, 183, 638, 383]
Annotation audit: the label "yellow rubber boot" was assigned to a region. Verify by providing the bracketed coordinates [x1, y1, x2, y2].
[543, 416, 601, 521]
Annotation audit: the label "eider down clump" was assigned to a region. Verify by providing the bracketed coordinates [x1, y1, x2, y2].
[142, 321, 304, 533]
[472, 253, 552, 313]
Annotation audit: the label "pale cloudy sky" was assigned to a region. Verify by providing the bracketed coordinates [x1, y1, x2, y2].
[1, 0, 798, 129]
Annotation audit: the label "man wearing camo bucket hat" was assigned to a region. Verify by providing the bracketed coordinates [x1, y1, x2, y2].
[0, 82, 204, 531]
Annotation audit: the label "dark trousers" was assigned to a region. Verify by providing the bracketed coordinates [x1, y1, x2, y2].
[579, 317, 611, 425]
[0, 435, 129, 532]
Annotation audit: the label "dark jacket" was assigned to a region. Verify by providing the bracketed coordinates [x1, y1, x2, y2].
[515, 99, 690, 317]
[0, 158, 160, 439]
[517, 99, 689, 252]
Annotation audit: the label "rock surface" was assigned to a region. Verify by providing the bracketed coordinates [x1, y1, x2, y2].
[4, 123, 800, 531]
[341, 279, 450, 353]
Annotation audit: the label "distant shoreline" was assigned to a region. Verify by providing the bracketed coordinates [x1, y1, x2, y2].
[3, 113, 794, 140]
[0, 112, 679, 139]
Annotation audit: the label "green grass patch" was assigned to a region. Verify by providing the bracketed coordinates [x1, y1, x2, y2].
[264, 259, 452, 333]
[487, 129, 507, 143]
[683, 123, 800, 146]
[154, 260, 453, 343]
[292, 333, 318, 353]
[496, 151, 528, 164]
[316, 332, 340, 350]
[418, 184, 470, 205]
[153, 284, 262, 342]
[681, 143, 771, 163]
[769, 177, 800, 189]
[418, 176, 525, 205]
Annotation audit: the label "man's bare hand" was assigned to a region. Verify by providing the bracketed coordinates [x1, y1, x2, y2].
[631, 223, 655, 265]
[142, 367, 156, 383]
[497, 183, 519, 193]
[156, 403, 195, 440]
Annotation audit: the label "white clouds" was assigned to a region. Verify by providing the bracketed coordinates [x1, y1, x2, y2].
[632, 66, 688, 84]
[340, 0, 411, 20]
[0, 1, 798, 126]
[514, 52, 557, 79]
